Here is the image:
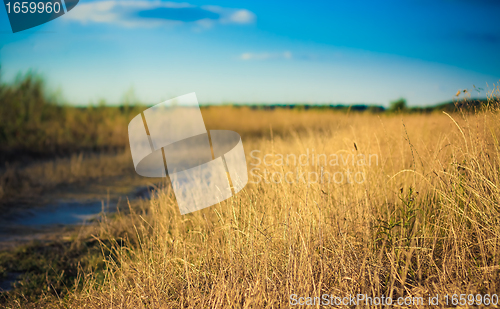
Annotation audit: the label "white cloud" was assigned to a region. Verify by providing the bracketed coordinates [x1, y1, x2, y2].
[240, 51, 293, 61]
[203, 5, 255, 24]
[228, 10, 255, 23]
[64, 1, 255, 28]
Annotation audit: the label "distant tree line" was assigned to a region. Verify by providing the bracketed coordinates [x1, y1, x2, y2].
[237, 97, 492, 113]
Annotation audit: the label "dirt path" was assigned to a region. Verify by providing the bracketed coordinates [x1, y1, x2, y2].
[0, 174, 163, 250]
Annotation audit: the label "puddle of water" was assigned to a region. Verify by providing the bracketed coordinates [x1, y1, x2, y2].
[2, 186, 153, 228]
[8, 201, 113, 227]
[0, 272, 23, 291]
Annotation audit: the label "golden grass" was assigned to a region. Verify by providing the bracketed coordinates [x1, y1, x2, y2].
[30, 105, 497, 308]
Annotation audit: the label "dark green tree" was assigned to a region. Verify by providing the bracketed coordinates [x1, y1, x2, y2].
[389, 98, 407, 112]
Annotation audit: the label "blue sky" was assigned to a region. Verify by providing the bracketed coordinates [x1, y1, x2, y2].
[1, 0, 499, 106]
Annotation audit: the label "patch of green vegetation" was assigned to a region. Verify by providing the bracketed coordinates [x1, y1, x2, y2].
[0, 238, 108, 305]
[0, 69, 147, 163]
[388, 98, 408, 113]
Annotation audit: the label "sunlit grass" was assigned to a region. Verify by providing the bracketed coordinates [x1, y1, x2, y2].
[2, 72, 500, 307]
[56, 97, 500, 308]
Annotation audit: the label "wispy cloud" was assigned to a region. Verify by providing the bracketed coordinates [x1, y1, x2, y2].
[65, 1, 255, 28]
[239, 51, 293, 61]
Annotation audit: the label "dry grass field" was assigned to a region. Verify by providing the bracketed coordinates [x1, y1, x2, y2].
[2, 75, 500, 307]
[6, 101, 496, 308]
